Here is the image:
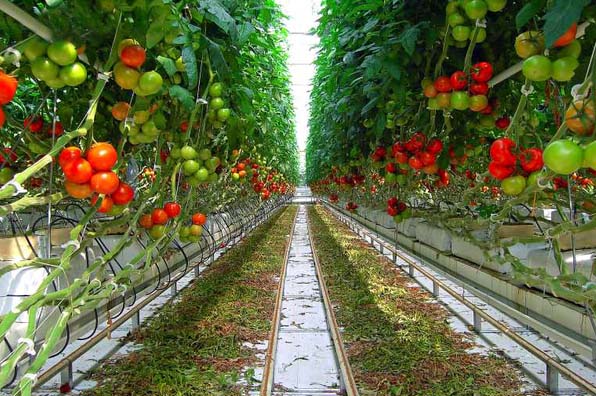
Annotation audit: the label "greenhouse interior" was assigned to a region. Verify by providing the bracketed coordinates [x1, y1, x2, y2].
[0, 0, 595, 395]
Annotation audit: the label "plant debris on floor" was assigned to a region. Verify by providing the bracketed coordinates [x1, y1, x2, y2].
[308, 205, 529, 396]
[84, 205, 297, 396]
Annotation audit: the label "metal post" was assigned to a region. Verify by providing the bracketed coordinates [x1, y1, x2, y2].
[590, 340, 596, 365]
[473, 310, 482, 332]
[131, 310, 140, 331]
[60, 360, 73, 391]
[379, 244, 384, 255]
[170, 281, 177, 296]
[546, 364, 559, 393]
[408, 264, 415, 277]
[432, 280, 440, 297]
[195, 265, 201, 277]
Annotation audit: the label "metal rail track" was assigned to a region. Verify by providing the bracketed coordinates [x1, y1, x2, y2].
[322, 201, 596, 396]
[6, 198, 290, 394]
[260, 205, 359, 396]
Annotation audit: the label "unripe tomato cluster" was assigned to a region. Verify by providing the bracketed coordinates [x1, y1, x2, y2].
[115, 104, 165, 145]
[518, 24, 581, 82]
[424, 62, 493, 113]
[445, 0, 506, 47]
[543, 140, 595, 176]
[59, 143, 134, 213]
[25, 38, 87, 88]
[113, 39, 163, 96]
[170, 145, 220, 186]
[206, 82, 231, 129]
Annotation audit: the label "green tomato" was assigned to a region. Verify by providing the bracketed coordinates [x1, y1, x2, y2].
[206, 156, 221, 170]
[46, 77, 66, 89]
[526, 171, 545, 189]
[175, 57, 185, 71]
[179, 226, 190, 238]
[217, 108, 231, 122]
[183, 159, 200, 175]
[0, 168, 14, 184]
[210, 97, 225, 110]
[428, 97, 440, 110]
[24, 37, 48, 61]
[385, 172, 397, 184]
[485, 0, 506, 12]
[47, 40, 78, 66]
[108, 204, 126, 216]
[141, 120, 160, 137]
[446, 2, 459, 15]
[447, 12, 465, 27]
[149, 225, 166, 239]
[196, 167, 210, 182]
[393, 214, 403, 224]
[170, 147, 182, 160]
[464, 0, 488, 19]
[138, 71, 163, 95]
[31, 57, 59, 81]
[208, 172, 218, 183]
[556, 40, 581, 59]
[551, 56, 579, 82]
[522, 55, 552, 82]
[396, 174, 407, 185]
[209, 82, 223, 97]
[59, 62, 87, 86]
[583, 141, 596, 170]
[452, 25, 471, 41]
[501, 175, 526, 196]
[543, 139, 584, 175]
[232, 172, 240, 181]
[450, 91, 470, 110]
[198, 148, 212, 161]
[475, 28, 487, 43]
[180, 146, 198, 160]
[133, 110, 150, 125]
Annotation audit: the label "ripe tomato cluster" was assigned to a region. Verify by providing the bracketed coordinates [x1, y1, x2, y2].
[345, 202, 358, 212]
[488, 137, 544, 196]
[386, 197, 411, 223]
[424, 62, 493, 113]
[59, 143, 134, 212]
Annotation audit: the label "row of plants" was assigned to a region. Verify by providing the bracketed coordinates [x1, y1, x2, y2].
[306, 0, 596, 306]
[0, 0, 297, 393]
[85, 205, 296, 396]
[308, 205, 526, 395]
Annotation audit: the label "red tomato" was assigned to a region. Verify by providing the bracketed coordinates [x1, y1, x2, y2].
[519, 148, 544, 173]
[62, 157, 93, 184]
[151, 208, 169, 225]
[495, 117, 510, 130]
[554, 23, 577, 48]
[87, 142, 118, 171]
[387, 197, 398, 207]
[48, 121, 64, 137]
[24, 116, 43, 133]
[59, 147, 82, 168]
[480, 103, 494, 115]
[0, 147, 17, 165]
[139, 214, 153, 229]
[395, 151, 409, 164]
[408, 156, 424, 170]
[111, 182, 134, 205]
[418, 151, 436, 166]
[469, 81, 489, 95]
[490, 138, 517, 166]
[387, 206, 398, 217]
[90, 171, 120, 194]
[119, 45, 146, 68]
[450, 71, 467, 91]
[385, 162, 397, 173]
[164, 202, 181, 218]
[434, 76, 452, 93]
[91, 194, 113, 213]
[471, 62, 493, 82]
[438, 169, 450, 185]
[488, 161, 515, 180]
[192, 212, 207, 225]
[426, 139, 443, 154]
[0, 106, 4, 128]
[64, 181, 92, 199]
[0, 71, 18, 105]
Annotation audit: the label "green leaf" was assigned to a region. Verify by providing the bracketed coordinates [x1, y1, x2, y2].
[515, 0, 546, 30]
[156, 56, 177, 77]
[397, 25, 421, 56]
[543, 0, 589, 48]
[182, 45, 198, 89]
[237, 22, 255, 45]
[169, 86, 195, 111]
[199, 0, 236, 35]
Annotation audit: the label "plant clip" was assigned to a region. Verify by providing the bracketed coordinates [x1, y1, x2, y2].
[17, 338, 36, 356]
[61, 239, 80, 250]
[520, 84, 535, 96]
[23, 373, 38, 385]
[2, 47, 21, 67]
[5, 180, 27, 196]
[97, 72, 111, 82]
[571, 84, 587, 101]
[196, 98, 208, 105]
[475, 19, 487, 28]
